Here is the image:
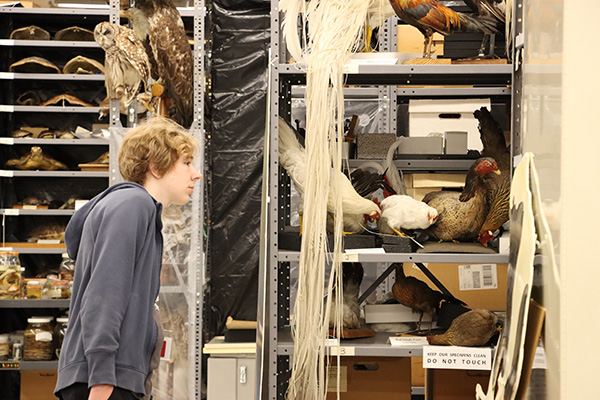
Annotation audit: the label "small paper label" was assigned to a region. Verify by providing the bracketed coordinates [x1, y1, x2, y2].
[160, 337, 173, 361]
[327, 365, 347, 392]
[35, 332, 53, 342]
[4, 209, 19, 216]
[423, 345, 492, 370]
[532, 346, 547, 369]
[328, 346, 355, 356]
[342, 64, 359, 74]
[388, 336, 429, 347]
[37, 240, 61, 244]
[458, 264, 497, 290]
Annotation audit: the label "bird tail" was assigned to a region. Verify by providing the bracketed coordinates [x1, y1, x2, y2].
[277, 117, 304, 164]
[280, 0, 305, 63]
[426, 334, 450, 345]
[456, 12, 498, 35]
[474, 107, 507, 160]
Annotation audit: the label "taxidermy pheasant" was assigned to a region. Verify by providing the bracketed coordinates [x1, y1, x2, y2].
[463, 0, 507, 57]
[387, 0, 498, 58]
[423, 157, 500, 242]
[427, 308, 498, 346]
[278, 118, 380, 234]
[391, 263, 466, 331]
[474, 107, 511, 246]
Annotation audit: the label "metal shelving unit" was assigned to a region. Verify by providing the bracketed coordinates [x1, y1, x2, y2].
[0, 209, 75, 216]
[0, 72, 104, 81]
[0, 170, 108, 177]
[258, 5, 513, 399]
[0, 105, 102, 113]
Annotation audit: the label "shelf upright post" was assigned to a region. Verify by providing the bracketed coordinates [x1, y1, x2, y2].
[190, 0, 207, 398]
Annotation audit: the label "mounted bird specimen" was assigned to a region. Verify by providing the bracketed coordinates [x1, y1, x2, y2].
[328, 262, 364, 331]
[427, 308, 498, 346]
[94, 22, 151, 110]
[387, 0, 498, 58]
[391, 262, 466, 331]
[463, 0, 507, 57]
[474, 107, 510, 246]
[423, 157, 500, 242]
[132, 0, 193, 128]
[378, 194, 438, 236]
[278, 118, 381, 234]
[120, 7, 160, 81]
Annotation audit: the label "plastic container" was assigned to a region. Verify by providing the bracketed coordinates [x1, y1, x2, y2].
[25, 280, 42, 299]
[0, 334, 9, 361]
[0, 251, 23, 299]
[23, 317, 54, 361]
[54, 317, 68, 358]
[49, 280, 70, 299]
[59, 253, 75, 281]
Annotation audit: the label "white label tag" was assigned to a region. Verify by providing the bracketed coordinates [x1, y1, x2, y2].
[423, 345, 492, 370]
[327, 365, 348, 392]
[160, 337, 173, 361]
[37, 240, 61, 244]
[74, 200, 89, 210]
[388, 336, 429, 347]
[35, 331, 53, 342]
[328, 346, 355, 356]
[532, 346, 547, 369]
[4, 209, 19, 216]
[458, 264, 497, 290]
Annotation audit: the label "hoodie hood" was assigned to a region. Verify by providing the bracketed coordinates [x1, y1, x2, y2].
[64, 182, 158, 259]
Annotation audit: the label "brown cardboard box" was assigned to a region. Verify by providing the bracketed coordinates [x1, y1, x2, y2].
[406, 173, 467, 188]
[411, 357, 425, 387]
[326, 356, 411, 400]
[20, 370, 58, 400]
[398, 25, 444, 56]
[426, 369, 490, 400]
[407, 263, 508, 311]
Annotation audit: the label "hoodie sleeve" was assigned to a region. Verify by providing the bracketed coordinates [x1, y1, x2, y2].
[78, 194, 155, 387]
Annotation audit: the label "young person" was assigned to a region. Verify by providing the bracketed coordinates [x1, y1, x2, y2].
[55, 118, 202, 400]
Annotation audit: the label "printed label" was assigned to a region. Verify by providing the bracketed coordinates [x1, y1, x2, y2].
[327, 366, 347, 392]
[389, 336, 429, 347]
[35, 332, 53, 342]
[423, 345, 492, 370]
[458, 264, 497, 290]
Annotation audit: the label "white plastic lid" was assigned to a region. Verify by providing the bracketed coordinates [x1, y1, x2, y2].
[27, 317, 53, 324]
[56, 317, 69, 323]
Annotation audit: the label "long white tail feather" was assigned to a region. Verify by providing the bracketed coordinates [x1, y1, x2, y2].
[280, 0, 305, 63]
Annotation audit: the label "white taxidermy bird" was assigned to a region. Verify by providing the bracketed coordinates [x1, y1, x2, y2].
[378, 194, 438, 235]
[278, 117, 381, 233]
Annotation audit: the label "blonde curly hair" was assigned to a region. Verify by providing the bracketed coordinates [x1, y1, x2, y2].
[118, 117, 198, 184]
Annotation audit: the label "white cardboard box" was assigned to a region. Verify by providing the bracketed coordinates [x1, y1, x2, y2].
[408, 99, 491, 151]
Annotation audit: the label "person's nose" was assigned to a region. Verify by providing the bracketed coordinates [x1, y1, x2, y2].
[191, 165, 202, 181]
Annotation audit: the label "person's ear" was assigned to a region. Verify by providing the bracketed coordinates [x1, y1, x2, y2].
[148, 162, 162, 179]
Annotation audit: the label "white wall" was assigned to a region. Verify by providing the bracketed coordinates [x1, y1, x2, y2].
[522, 0, 600, 398]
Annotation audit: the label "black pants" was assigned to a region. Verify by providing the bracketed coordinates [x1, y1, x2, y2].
[57, 383, 141, 400]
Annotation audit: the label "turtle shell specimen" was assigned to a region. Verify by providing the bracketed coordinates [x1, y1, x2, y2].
[15, 91, 41, 106]
[12, 129, 34, 138]
[6, 146, 68, 171]
[9, 25, 50, 40]
[54, 26, 94, 41]
[39, 94, 95, 107]
[9, 56, 61, 74]
[27, 224, 66, 242]
[62, 55, 104, 75]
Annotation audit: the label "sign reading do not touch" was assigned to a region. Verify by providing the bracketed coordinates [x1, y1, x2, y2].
[423, 345, 492, 370]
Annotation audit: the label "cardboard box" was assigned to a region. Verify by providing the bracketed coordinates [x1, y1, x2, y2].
[408, 173, 467, 188]
[426, 369, 490, 400]
[356, 133, 396, 159]
[398, 25, 444, 56]
[408, 99, 490, 151]
[326, 356, 411, 399]
[406, 188, 436, 201]
[395, 137, 444, 155]
[406, 263, 508, 311]
[20, 370, 58, 400]
[412, 357, 425, 387]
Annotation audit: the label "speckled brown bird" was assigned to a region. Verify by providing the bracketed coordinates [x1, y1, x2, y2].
[427, 308, 498, 346]
[474, 107, 511, 246]
[423, 157, 500, 243]
[391, 263, 466, 331]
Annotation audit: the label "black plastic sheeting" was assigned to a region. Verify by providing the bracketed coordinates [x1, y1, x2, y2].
[208, 0, 269, 336]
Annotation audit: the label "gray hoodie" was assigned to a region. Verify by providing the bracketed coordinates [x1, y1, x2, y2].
[55, 182, 163, 397]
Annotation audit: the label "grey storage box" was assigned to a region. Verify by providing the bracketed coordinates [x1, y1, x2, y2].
[395, 136, 444, 155]
[356, 133, 396, 159]
[444, 131, 468, 154]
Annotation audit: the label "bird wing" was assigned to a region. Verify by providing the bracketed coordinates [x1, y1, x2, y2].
[150, 7, 193, 127]
[115, 28, 151, 85]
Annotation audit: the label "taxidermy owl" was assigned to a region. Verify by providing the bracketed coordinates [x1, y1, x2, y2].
[94, 21, 151, 109]
[132, 0, 194, 128]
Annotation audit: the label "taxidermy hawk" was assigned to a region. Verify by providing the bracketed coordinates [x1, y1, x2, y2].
[131, 0, 194, 128]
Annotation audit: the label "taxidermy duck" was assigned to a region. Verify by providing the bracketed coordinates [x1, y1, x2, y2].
[474, 107, 511, 246]
[6, 146, 68, 171]
[463, 0, 508, 57]
[427, 308, 498, 346]
[423, 157, 500, 242]
[278, 118, 380, 234]
[387, 0, 498, 58]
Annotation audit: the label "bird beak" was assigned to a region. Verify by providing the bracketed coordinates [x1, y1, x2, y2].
[120, 10, 128, 18]
[493, 170, 501, 175]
